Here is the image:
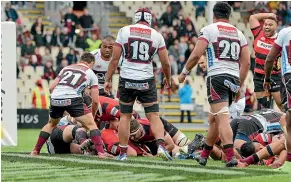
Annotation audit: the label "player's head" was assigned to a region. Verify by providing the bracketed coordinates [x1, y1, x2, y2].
[213, 2, 231, 22]
[109, 118, 120, 131]
[80, 52, 95, 68]
[101, 35, 115, 59]
[263, 18, 277, 37]
[134, 8, 152, 26]
[129, 119, 142, 141]
[240, 141, 263, 158]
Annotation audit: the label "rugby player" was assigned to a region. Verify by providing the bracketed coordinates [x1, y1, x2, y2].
[104, 8, 172, 161]
[91, 35, 116, 98]
[31, 53, 111, 159]
[178, 2, 250, 167]
[250, 13, 282, 110]
[264, 26, 291, 172]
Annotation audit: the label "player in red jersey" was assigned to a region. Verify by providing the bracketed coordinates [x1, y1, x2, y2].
[249, 13, 282, 110]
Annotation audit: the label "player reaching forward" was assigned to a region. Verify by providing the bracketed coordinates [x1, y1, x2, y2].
[91, 35, 115, 98]
[250, 13, 282, 110]
[178, 2, 250, 167]
[264, 26, 291, 173]
[104, 8, 172, 161]
[30, 53, 111, 159]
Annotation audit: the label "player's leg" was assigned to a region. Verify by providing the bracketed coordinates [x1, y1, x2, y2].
[271, 91, 283, 111]
[270, 73, 283, 111]
[31, 105, 64, 155]
[254, 73, 271, 110]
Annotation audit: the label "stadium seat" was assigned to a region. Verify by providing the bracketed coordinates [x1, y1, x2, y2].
[23, 66, 35, 78]
[19, 86, 30, 93]
[62, 47, 70, 56]
[35, 66, 44, 76]
[17, 79, 24, 88]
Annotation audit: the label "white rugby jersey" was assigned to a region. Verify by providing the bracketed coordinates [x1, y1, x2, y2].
[198, 21, 248, 77]
[274, 26, 291, 75]
[51, 63, 99, 99]
[91, 49, 110, 89]
[115, 23, 166, 80]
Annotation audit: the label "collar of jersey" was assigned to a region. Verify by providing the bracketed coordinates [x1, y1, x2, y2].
[268, 32, 278, 39]
[77, 63, 89, 68]
[216, 19, 229, 23]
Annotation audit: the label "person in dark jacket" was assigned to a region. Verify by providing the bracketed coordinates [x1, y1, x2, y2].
[160, 5, 176, 27]
[75, 31, 89, 50]
[66, 48, 78, 65]
[21, 38, 35, 57]
[43, 60, 56, 83]
[43, 28, 55, 47]
[5, 2, 18, 22]
[79, 7, 94, 29]
[33, 26, 45, 47]
[31, 16, 44, 36]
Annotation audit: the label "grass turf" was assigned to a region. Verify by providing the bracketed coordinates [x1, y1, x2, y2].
[1, 129, 290, 182]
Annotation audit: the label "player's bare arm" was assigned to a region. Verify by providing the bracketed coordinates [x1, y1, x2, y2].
[158, 48, 171, 86]
[264, 46, 281, 90]
[249, 13, 277, 29]
[104, 45, 122, 94]
[49, 77, 60, 93]
[91, 87, 100, 117]
[178, 40, 208, 83]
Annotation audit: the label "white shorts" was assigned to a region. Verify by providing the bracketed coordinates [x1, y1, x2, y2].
[229, 97, 246, 119]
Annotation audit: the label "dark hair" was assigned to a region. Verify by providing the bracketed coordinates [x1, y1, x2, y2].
[240, 141, 255, 158]
[213, 2, 231, 20]
[80, 52, 95, 64]
[103, 35, 115, 41]
[130, 119, 140, 134]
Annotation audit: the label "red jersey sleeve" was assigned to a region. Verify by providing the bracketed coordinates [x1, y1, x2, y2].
[251, 25, 263, 39]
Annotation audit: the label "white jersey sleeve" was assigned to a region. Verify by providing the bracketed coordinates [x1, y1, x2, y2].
[115, 28, 124, 48]
[157, 33, 166, 51]
[274, 27, 291, 75]
[238, 31, 248, 48]
[87, 69, 99, 88]
[198, 26, 212, 43]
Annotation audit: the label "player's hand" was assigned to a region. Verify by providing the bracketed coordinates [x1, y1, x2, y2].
[178, 73, 186, 83]
[237, 161, 248, 168]
[104, 81, 112, 95]
[270, 161, 283, 168]
[269, 13, 277, 21]
[142, 152, 153, 157]
[98, 152, 114, 159]
[234, 87, 242, 103]
[263, 79, 272, 91]
[163, 77, 172, 88]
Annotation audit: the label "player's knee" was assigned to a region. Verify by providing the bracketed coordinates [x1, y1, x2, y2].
[120, 103, 133, 114]
[48, 118, 60, 127]
[175, 132, 190, 147]
[144, 103, 159, 113]
[257, 97, 271, 109]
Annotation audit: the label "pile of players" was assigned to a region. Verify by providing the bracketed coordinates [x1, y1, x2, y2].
[30, 2, 291, 172]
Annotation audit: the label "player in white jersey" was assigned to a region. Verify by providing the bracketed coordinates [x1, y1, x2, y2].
[31, 52, 112, 159]
[264, 26, 291, 173]
[178, 2, 250, 167]
[104, 8, 172, 161]
[91, 35, 115, 98]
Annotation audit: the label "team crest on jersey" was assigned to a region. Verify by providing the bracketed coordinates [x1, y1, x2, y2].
[261, 37, 266, 41]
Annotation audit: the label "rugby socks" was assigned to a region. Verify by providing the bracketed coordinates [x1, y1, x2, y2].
[287, 153, 291, 162]
[90, 129, 104, 154]
[241, 154, 260, 165]
[156, 138, 166, 149]
[75, 130, 87, 144]
[200, 143, 213, 159]
[223, 144, 235, 162]
[119, 145, 128, 156]
[34, 131, 50, 153]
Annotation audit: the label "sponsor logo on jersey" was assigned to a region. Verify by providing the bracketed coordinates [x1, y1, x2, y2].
[130, 27, 151, 38]
[257, 40, 272, 50]
[217, 25, 238, 37]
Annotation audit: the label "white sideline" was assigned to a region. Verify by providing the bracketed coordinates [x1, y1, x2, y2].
[2, 153, 246, 175]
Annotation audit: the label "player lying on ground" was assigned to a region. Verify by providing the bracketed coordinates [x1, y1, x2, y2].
[30, 53, 112, 159]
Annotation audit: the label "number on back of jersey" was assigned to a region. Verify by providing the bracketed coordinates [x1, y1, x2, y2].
[214, 37, 240, 62]
[125, 38, 153, 64]
[59, 70, 86, 88]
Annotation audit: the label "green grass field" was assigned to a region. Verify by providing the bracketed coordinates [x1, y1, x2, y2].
[1, 129, 290, 182]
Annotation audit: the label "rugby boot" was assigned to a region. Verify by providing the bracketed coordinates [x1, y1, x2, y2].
[115, 153, 128, 161]
[187, 134, 205, 154]
[194, 155, 208, 166]
[157, 145, 173, 161]
[274, 162, 291, 173]
[225, 157, 238, 167]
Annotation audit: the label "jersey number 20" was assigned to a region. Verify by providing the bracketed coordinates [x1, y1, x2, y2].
[217, 38, 240, 61]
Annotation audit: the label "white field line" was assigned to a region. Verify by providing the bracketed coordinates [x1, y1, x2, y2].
[2, 153, 246, 175]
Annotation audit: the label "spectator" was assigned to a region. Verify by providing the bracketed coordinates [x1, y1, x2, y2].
[5, 2, 18, 22]
[56, 58, 68, 74]
[29, 55, 41, 69]
[168, 39, 180, 62]
[277, 3, 287, 24]
[177, 55, 185, 74]
[56, 47, 64, 66]
[58, 27, 70, 47]
[90, 24, 101, 38]
[32, 80, 50, 109]
[43, 60, 56, 82]
[33, 26, 45, 47]
[66, 48, 78, 65]
[33, 47, 42, 65]
[168, 29, 179, 46]
[184, 24, 197, 41]
[179, 36, 188, 57]
[151, 13, 160, 27]
[30, 16, 44, 36]
[61, 7, 79, 38]
[178, 79, 193, 123]
[85, 33, 101, 52]
[21, 38, 35, 57]
[169, 1, 182, 17]
[160, 5, 176, 27]
[192, 1, 206, 19]
[17, 27, 32, 46]
[42, 47, 53, 64]
[287, 5, 291, 25]
[185, 43, 195, 60]
[169, 55, 178, 75]
[197, 55, 207, 77]
[43, 28, 55, 47]
[75, 31, 89, 50]
[79, 7, 94, 29]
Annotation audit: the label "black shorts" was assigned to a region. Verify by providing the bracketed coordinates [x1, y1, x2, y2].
[253, 73, 281, 92]
[118, 77, 157, 104]
[144, 141, 158, 155]
[99, 88, 115, 99]
[49, 97, 90, 119]
[282, 73, 291, 110]
[230, 116, 263, 142]
[160, 117, 178, 138]
[207, 74, 239, 104]
[50, 127, 71, 154]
